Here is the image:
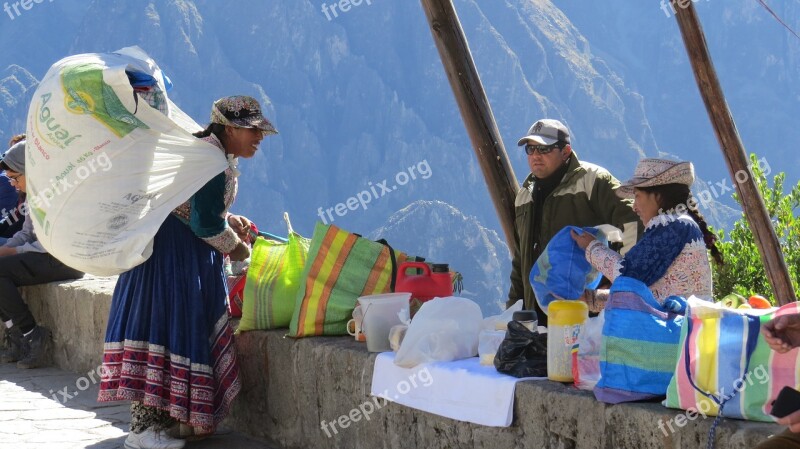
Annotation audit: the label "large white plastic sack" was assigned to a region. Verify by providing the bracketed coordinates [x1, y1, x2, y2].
[394, 296, 483, 368]
[25, 46, 228, 275]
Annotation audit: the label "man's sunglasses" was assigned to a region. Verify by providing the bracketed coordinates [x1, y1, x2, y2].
[524, 142, 564, 155]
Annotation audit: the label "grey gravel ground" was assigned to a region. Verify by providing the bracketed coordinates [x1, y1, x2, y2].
[0, 363, 279, 449]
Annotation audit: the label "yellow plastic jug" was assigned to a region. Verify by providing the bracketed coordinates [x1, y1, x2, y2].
[547, 300, 588, 382]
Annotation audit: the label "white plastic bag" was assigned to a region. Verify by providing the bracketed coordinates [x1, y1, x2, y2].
[25, 46, 227, 275]
[388, 324, 408, 351]
[481, 299, 522, 331]
[575, 310, 605, 391]
[394, 296, 483, 368]
[478, 329, 506, 366]
[593, 224, 623, 244]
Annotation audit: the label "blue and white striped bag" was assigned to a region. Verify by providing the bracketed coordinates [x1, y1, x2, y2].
[594, 276, 687, 404]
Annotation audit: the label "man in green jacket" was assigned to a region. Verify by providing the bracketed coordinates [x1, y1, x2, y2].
[508, 119, 641, 325]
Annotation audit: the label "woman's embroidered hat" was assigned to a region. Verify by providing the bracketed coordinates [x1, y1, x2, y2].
[210, 95, 278, 135]
[617, 158, 695, 198]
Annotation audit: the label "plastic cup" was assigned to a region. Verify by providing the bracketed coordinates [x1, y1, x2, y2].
[358, 292, 411, 352]
[347, 305, 366, 341]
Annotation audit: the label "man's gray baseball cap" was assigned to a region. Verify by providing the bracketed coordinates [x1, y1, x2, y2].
[517, 119, 571, 146]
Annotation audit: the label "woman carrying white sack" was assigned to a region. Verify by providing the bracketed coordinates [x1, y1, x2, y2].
[571, 158, 723, 312]
[99, 96, 277, 449]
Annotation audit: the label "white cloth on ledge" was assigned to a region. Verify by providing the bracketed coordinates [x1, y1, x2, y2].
[370, 352, 546, 427]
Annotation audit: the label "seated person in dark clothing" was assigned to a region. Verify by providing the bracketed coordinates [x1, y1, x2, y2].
[0, 134, 24, 240]
[0, 199, 25, 240]
[0, 140, 85, 369]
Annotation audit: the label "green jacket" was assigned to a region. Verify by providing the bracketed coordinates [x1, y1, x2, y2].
[508, 152, 642, 311]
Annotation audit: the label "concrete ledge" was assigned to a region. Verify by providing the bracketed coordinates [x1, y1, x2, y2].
[22, 275, 117, 375]
[13, 279, 785, 449]
[231, 330, 782, 449]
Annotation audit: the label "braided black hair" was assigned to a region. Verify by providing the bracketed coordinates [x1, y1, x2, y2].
[192, 123, 226, 140]
[685, 195, 724, 266]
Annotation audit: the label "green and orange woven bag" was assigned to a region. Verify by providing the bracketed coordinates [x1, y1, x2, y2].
[288, 222, 416, 337]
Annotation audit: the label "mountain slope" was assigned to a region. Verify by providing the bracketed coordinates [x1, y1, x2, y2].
[0, 0, 790, 307]
[370, 200, 509, 314]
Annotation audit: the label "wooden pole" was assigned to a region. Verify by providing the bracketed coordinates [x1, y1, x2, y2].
[419, 0, 519, 252]
[672, 1, 797, 304]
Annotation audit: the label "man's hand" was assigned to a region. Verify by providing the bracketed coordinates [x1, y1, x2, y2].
[570, 229, 597, 250]
[0, 246, 17, 257]
[777, 409, 800, 433]
[228, 214, 252, 242]
[762, 314, 800, 353]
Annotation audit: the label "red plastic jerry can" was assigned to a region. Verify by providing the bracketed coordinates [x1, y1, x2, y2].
[396, 262, 454, 315]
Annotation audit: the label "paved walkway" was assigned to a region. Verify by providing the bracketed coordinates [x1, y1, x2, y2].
[0, 363, 278, 449]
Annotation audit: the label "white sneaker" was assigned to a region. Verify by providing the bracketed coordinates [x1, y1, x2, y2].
[124, 429, 186, 449]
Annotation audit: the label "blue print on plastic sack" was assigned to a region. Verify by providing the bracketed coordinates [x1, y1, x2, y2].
[530, 226, 605, 313]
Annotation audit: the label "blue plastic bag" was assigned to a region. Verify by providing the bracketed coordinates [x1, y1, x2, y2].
[530, 226, 605, 313]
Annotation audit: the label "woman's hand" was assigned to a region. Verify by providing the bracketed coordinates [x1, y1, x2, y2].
[579, 288, 609, 313]
[229, 241, 251, 262]
[227, 214, 252, 242]
[0, 246, 17, 257]
[570, 229, 597, 250]
[762, 314, 800, 353]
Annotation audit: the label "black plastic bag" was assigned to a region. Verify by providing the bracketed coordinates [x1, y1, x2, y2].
[494, 321, 548, 378]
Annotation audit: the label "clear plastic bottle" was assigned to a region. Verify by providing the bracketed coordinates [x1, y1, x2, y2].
[512, 310, 538, 332]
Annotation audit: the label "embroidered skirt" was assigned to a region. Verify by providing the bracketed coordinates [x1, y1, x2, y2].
[98, 214, 240, 433]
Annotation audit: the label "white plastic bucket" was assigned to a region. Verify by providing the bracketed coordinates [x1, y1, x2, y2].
[359, 292, 411, 352]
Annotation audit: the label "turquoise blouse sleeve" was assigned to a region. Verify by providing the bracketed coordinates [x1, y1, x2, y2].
[187, 172, 240, 254]
[190, 172, 227, 238]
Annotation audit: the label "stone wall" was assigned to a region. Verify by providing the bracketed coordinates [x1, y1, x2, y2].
[22, 275, 117, 375]
[230, 330, 782, 449]
[17, 278, 785, 449]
